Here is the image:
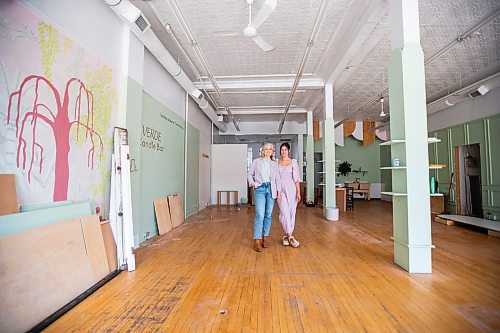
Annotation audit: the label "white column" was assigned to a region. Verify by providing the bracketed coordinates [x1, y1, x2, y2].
[388, 0, 432, 273]
[323, 82, 339, 221]
[297, 134, 304, 179]
[306, 111, 315, 203]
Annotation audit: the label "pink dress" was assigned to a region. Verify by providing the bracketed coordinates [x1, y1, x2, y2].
[278, 159, 301, 234]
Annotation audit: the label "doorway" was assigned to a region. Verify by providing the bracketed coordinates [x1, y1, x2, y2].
[456, 144, 483, 217]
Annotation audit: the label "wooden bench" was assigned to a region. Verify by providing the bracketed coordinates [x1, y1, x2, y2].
[217, 190, 238, 206]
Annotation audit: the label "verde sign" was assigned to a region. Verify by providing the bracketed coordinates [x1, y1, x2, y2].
[141, 125, 164, 151]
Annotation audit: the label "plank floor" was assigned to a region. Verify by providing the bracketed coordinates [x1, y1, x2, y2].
[45, 200, 500, 332]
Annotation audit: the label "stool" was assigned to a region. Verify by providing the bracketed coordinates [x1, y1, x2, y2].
[217, 190, 238, 206]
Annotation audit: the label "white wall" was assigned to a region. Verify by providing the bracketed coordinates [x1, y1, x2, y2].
[25, 0, 124, 68]
[211, 144, 248, 205]
[143, 49, 186, 118]
[428, 87, 500, 132]
[188, 98, 213, 210]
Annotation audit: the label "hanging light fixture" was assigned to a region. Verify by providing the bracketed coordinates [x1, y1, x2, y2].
[379, 96, 386, 117]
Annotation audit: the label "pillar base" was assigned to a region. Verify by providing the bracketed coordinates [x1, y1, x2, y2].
[323, 207, 339, 221]
[393, 238, 433, 273]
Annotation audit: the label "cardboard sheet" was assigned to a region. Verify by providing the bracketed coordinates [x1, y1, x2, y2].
[154, 197, 173, 235]
[168, 194, 184, 229]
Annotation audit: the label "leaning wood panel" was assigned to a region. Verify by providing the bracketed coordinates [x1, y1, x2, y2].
[154, 197, 173, 235]
[363, 121, 376, 146]
[313, 120, 320, 141]
[168, 194, 184, 229]
[100, 221, 118, 272]
[81, 215, 111, 279]
[0, 174, 19, 216]
[0, 219, 97, 332]
[343, 120, 356, 137]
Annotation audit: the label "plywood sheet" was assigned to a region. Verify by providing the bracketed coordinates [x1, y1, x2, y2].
[313, 120, 320, 141]
[154, 197, 173, 235]
[168, 194, 184, 229]
[0, 218, 99, 332]
[343, 121, 356, 137]
[363, 121, 376, 146]
[0, 174, 19, 216]
[81, 215, 111, 279]
[100, 221, 118, 272]
[0, 215, 108, 332]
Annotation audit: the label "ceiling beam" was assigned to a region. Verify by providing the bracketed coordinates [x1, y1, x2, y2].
[193, 77, 324, 91]
[218, 108, 307, 115]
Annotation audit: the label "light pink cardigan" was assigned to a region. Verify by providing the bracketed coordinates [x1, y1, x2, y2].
[247, 158, 282, 199]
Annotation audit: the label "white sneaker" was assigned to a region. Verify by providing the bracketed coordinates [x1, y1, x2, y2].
[289, 236, 300, 248]
[282, 236, 290, 246]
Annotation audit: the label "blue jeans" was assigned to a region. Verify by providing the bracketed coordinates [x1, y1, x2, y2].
[253, 182, 274, 239]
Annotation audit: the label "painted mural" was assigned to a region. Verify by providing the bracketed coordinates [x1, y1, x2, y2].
[0, 1, 118, 214]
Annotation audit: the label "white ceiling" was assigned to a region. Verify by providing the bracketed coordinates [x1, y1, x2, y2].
[132, 0, 500, 133]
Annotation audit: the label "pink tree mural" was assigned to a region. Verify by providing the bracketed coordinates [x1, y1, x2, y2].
[7, 74, 104, 201]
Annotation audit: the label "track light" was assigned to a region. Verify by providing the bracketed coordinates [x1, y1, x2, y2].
[379, 96, 386, 117]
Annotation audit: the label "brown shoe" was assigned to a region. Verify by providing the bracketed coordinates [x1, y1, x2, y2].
[254, 239, 262, 252]
[262, 236, 269, 248]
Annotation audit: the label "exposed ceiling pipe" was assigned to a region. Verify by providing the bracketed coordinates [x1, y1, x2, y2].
[166, 0, 240, 131]
[426, 72, 500, 112]
[334, 8, 500, 128]
[278, 0, 330, 133]
[147, 2, 221, 116]
[103, 0, 226, 132]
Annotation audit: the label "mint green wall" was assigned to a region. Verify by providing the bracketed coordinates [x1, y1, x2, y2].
[429, 113, 500, 218]
[314, 138, 324, 152]
[138, 93, 186, 241]
[313, 136, 382, 183]
[335, 136, 382, 183]
[186, 123, 199, 217]
[125, 80, 201, 244]
[380, 145, 392, 191]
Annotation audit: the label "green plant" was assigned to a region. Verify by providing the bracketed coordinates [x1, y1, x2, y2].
[338, 161, 352, 176]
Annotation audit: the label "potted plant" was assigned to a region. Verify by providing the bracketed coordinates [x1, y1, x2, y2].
[338, 161, 352, 176]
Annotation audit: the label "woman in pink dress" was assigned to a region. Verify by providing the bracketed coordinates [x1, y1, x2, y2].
[277, 143, 301, 247]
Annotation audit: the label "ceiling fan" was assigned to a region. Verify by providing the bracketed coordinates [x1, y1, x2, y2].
[242, 0, 277, 52]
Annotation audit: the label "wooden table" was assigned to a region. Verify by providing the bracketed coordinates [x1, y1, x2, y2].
[217, 190, 238, 206]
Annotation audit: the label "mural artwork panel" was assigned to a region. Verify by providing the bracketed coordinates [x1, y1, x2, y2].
[0, 1, 118, 215]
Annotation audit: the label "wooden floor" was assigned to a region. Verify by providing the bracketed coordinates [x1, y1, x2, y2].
[46, 201, 500, 332]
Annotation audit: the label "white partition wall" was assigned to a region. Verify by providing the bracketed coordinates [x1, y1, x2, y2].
[211, 144, 248, 205]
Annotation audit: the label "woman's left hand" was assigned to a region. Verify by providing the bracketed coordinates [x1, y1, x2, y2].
[277, 192, 282, 204]
[296, 193, 301, 203]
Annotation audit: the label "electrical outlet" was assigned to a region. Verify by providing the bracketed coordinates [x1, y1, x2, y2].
[144, 231, 150, 240]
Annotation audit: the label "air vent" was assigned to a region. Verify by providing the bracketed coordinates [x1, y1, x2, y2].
[135, 15, 150, 32]
[280, 139, 291, 142]
[468, 85, 489, 98]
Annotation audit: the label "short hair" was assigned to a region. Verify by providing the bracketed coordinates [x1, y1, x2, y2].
[261, 142, 274, 158]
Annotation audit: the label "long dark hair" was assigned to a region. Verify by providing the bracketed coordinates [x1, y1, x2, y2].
[280, 142, 291, 153]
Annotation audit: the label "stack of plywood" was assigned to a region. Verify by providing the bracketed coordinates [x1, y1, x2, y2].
[0, 215, 114, 332]
[153, 194, 184, 236]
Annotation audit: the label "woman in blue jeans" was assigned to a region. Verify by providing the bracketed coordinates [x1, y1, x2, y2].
[248, 143, 282, 252]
